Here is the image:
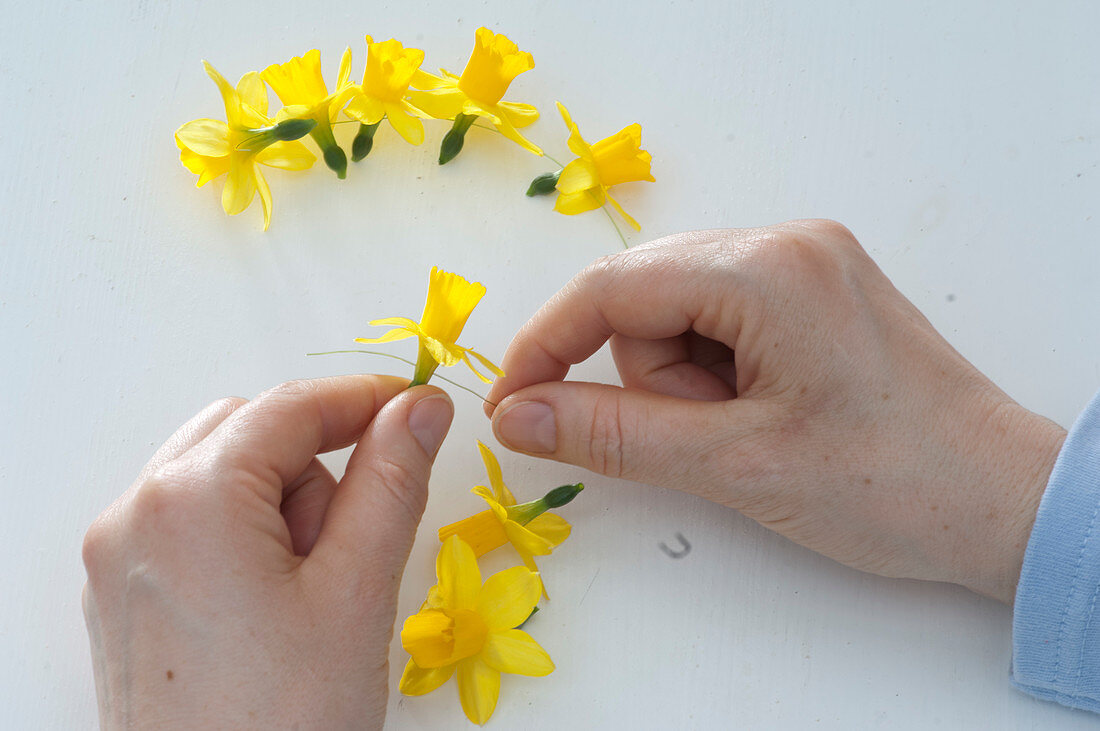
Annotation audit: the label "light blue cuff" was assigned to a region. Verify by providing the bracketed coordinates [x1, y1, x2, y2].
[1012, 389, 1100, 712]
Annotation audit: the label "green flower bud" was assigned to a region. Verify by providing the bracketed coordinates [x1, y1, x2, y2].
[526, 170, 561, 197]
[439, 113, 478, 165]
[505, 483, 585, 525]
[352, 121, 381, 162]
[272, 118, 316, 142]
[323, 144, 348, 179]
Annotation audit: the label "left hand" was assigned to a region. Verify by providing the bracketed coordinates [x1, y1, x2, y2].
[81, 376, 454, 730]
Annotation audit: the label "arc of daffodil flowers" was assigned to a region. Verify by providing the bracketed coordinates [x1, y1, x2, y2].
[261, 48, 356, 178]
[438, 441, 575, 598]
[400, 535, 554, 725]
[408, 27, 542, 162]
[175, 61, 317, 230]
[551, 101, 655, 231]
[356, 267, 504, 386]
[343, 36, 432, 159]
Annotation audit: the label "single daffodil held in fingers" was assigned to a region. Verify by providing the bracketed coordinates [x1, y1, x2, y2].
[343, 36, 432, 160]
[400, 536, 554, 725]
[175, 61, 317, 230]
[439, 441, 581, 597]
[262, 48, 355, 178]
[409, 27, 542, 163]
[356, 267, 503, 386]
[529, 101, 655, 231]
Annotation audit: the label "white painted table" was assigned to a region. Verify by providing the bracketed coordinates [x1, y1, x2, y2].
[3, 1, 1099, 728]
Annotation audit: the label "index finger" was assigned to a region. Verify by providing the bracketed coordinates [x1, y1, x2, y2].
[180, 375, 409, 508]
[486, 229, 754, 411]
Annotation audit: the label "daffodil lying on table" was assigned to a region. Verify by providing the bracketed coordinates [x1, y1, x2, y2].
[356, 267, 503, 386]
[410, 27, 542, 163]
[400, 536, 554, 725]
[527, 101, 655, 231]
[439, 441, 581, 597]
[175, 61, 317, 231]
[343, 35, 432, 159]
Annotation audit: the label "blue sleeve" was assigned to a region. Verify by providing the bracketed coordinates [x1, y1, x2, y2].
[1012, 388, 1100, 712]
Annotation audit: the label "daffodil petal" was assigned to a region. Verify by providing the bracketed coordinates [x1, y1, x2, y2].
[466, 348, 505, 377]
[384, 103, 425, 145]
[525, 512, 571, 548]
[460, 352, 496, 383]
[477, 441, 508, 503]
[401, 609, 456, 668]
[354, 328, 415, 345]
[497, 100, 539, 127]
[176, 119, 231, 157]
[437, 535, 481, 610]
[406, 86, 465, 120]
[503, 521, 555, 558]
[410, 68, 449, 90]
[255, 167, 272, 231]
[255, 140, 316, 170]
[482, 629, 555, 676]
[423, 336, 463, 367]
[490, 110, 543, 155]
[345, 94, 386, 125]
[457, 657, 500, 725]
[177, 144, 230, 186]
[337, 46, 352, 89]
[202, 61, 240, 127]
[236, 71, 268, 115]
[556, 158, 600, 195]
[477, 565, 541, 631]
[605, 190, 642, 231]
[554, 188, 605, 216]
[221, 158, 257, 216]
[399, 658, 454, 696]
[369, 316, 420, 329]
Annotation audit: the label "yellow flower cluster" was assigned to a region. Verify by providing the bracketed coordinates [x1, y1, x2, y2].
[353, 268, 583, 724]
[176, 28, 655, 233]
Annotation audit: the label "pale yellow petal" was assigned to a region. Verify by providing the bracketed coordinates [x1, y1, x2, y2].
[344, 94, 387, 125]
[255, 167, 272, 231]
[337, 46, 352, 89]
[465, 348, 505, 378]
[525, 512, 571, 548]
[236, 71, 268, 115]
[436, 535, 481, 610]
[605, 190, 642, 231]
[410, 68, 449, 90]
[406, 86, 466, 120]
[399, 658, 454, 696]
[477, 565, 541, 631]
[221, 158, 257, 216]
[255, 140, 316, 170]
[384, 102, 425, 145]
[489, 108, 542, 155]
[504, 521, 555, 558]
[354, 328, 416, 345]
[476, 441, 508, 503]
[557, 101, 594, 160]
[176, 119, 230, 157]
[556, 158, 600, 195]
[496, 100, 539, 128]
[369, 316, 420, 329]
[457, 657, 500, 725]
[554, 188, 605, 216]
[482, 629, 555, 676]
[202, 60, 240, 126]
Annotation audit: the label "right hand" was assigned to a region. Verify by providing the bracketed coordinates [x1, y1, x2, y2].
[486, 220, 1066, 603]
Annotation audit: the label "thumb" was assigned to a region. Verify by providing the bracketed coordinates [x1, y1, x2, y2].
[491, 381, 778, 498]
[309, 385, 454, 585]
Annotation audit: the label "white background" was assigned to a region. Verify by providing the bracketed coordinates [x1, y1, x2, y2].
[3, 0, 1100, 728]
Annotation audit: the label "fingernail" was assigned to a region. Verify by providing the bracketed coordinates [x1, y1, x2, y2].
[496, 401, 557, 454]
[409, 395, 454, 456]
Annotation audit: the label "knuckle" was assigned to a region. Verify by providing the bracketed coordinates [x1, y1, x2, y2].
[587, 394, 626, 479]
[81, 516, 115, 573]
[263, 379, 317, 401]
[205, 396, 248, 418]
[792, 218, 857, 244]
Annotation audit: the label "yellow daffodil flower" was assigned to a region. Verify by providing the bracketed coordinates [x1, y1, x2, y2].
[262, 48, 355, 178]
[552, 101, 655, 231]
[439, 442, 578, 596]
[356, 267, 504, 386]
[343, 36, 431, 158]
[400, 536, 555, 725]
[175, 61, 316, 230]
[409, 27, 542, 162]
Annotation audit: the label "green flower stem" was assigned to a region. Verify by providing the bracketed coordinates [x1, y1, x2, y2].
[352, 120, 382, 162]
[504, 483, 584, 525]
